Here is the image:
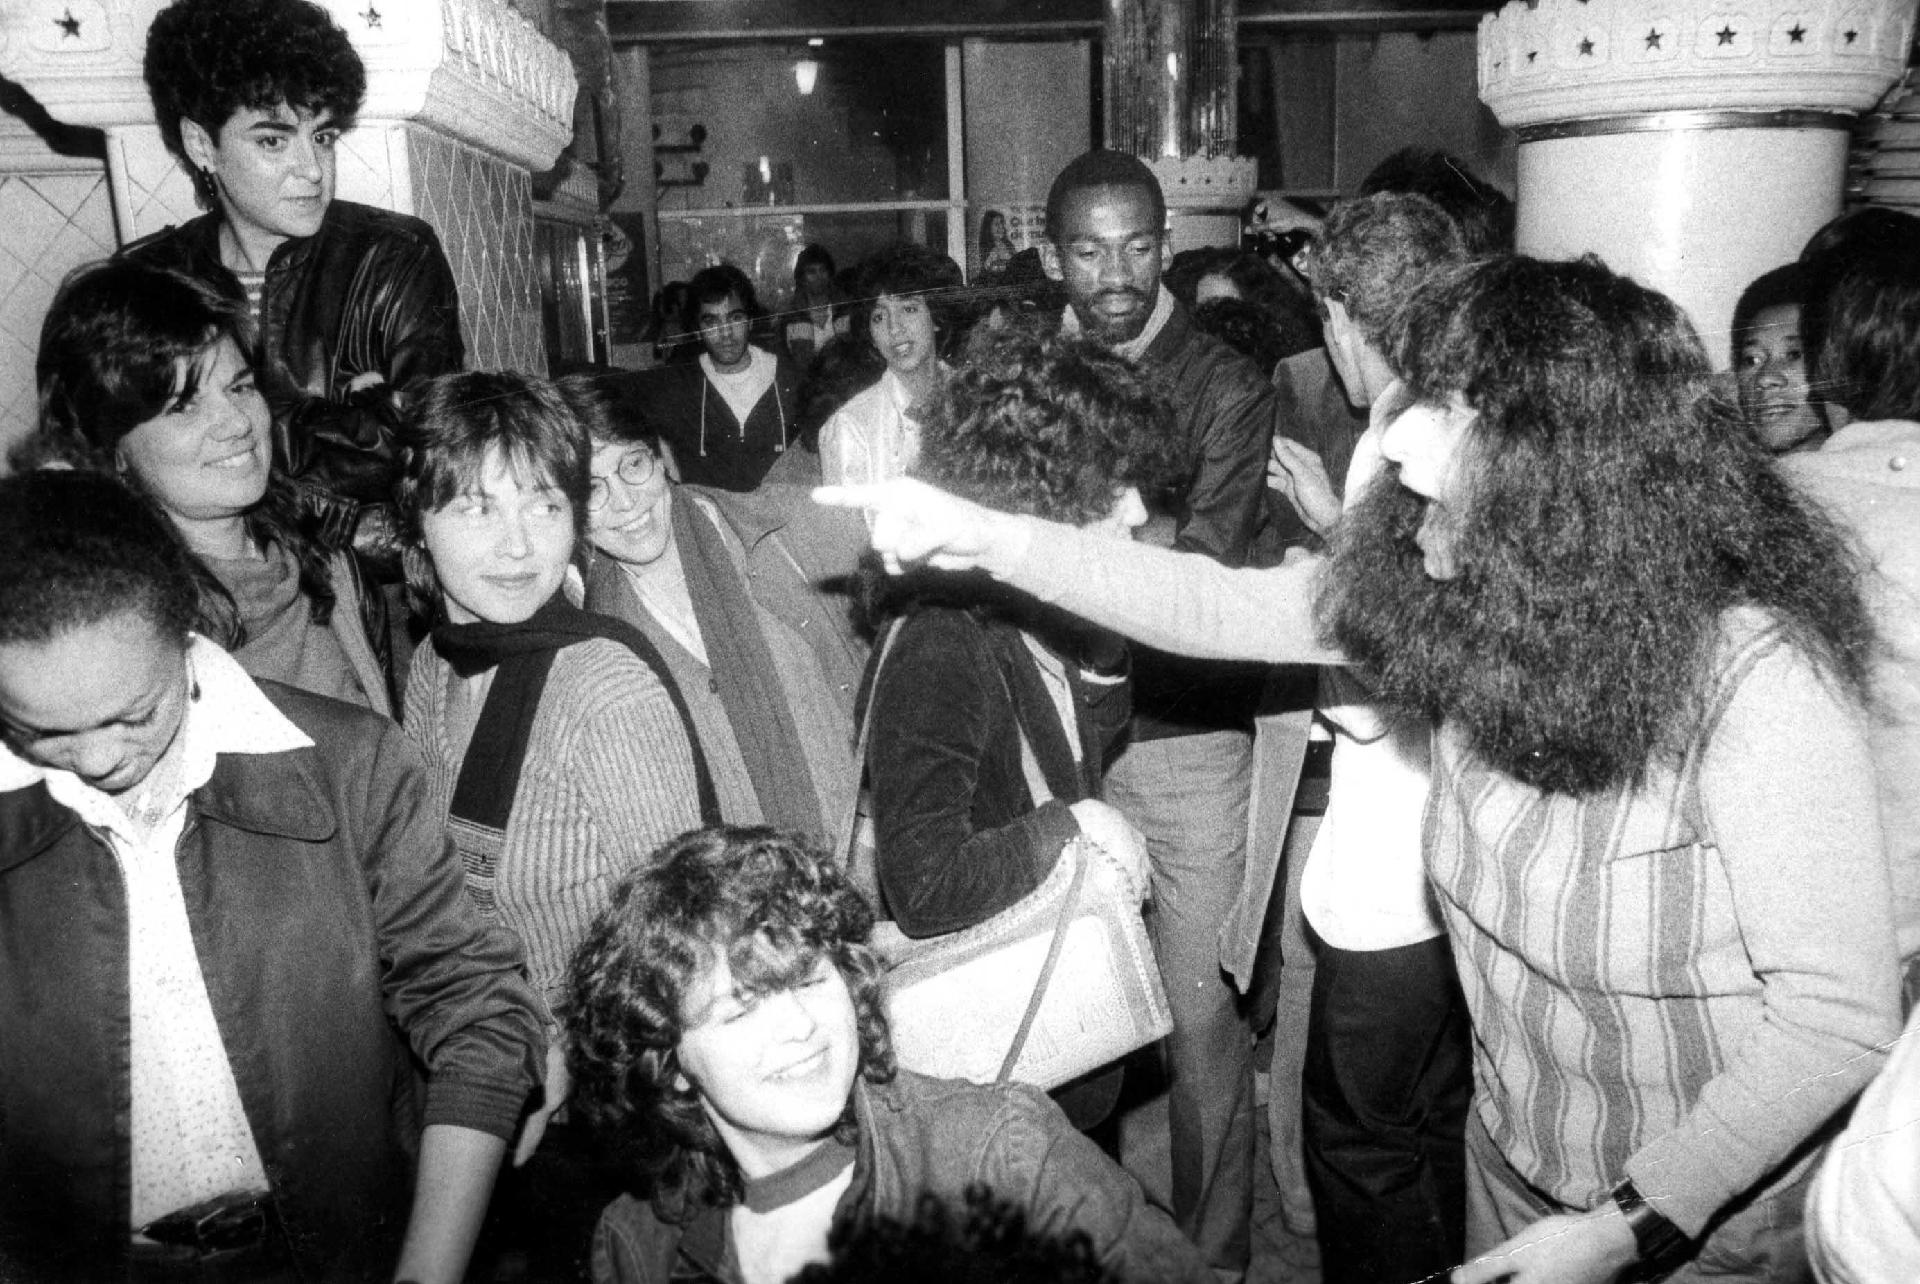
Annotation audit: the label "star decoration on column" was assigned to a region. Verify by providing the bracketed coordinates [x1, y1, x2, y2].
[54, 7, 82, 38]
[1844, 29, 1859, 44]
[1716, 25, 1737, 45]
[1645, 29, 1664, 49]
[361, 4, 382, 27]
[1788, 24, 1807, 43]
[1578, 37, 1595, 55]
[1526, 49, 1538, 63]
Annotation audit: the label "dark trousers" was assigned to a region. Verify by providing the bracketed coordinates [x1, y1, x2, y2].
[1303, 930, 1471, 1284]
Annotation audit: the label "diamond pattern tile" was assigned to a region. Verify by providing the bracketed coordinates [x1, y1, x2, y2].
[335, 127, 401, 214]
[111, 126, 204, 241]
[408, 128, 543, 373]
[0, 167, 116, 466]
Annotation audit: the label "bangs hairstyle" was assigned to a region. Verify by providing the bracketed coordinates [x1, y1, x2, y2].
[554, 370, 665, 456]
[1322, 254, 1871, 794]
[915, 330, 1178, 527]
[0, 470, 201, 649]
[394, 372, 590, 609]
[565, 827, 895, 1222]
[22, 259, 336, 647]
[29, 259, 258, 470]
[144, 0, 365, 207]
[851, 243, 968, 353]
[1730, 262, 1804, 344]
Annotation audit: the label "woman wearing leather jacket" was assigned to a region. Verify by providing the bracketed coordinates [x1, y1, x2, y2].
[125, 0, 465, 558]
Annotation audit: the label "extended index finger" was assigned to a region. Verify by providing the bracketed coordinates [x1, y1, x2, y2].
[812, 484, 882, 510]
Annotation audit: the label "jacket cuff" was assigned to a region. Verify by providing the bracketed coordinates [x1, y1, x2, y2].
[423, 1075, 536, 1142]
[1033, 801, 1084, 880]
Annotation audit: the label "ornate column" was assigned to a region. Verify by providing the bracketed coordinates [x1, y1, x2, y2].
[1478, 0, 1913, 367]
[1104, 0, 1256, 251]
[0, 0, 575, 383]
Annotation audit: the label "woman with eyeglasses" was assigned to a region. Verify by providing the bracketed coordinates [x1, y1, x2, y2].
[394, 371, 718, 1275]
[560, 373, 868, 847]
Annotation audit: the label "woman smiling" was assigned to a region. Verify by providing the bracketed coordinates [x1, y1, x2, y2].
[23, 259, 395, 713]
[395, 372, 716, 1230]
[561, 372, 867, 847]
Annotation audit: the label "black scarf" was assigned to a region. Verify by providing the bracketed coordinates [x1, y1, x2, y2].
[431, 594, 719, 830]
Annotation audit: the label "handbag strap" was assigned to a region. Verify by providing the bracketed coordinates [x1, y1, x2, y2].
[996, 836, 1090, 1084]
[840, 617, 905, 863]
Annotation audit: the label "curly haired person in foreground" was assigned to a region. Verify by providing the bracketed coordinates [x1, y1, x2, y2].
[565, 826, 1208, 1284]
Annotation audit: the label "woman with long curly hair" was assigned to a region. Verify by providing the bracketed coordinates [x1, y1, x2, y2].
[565, 826, 1207, 1284]
[821, 254, 1902, 1284]
[21, 258, 396, 713]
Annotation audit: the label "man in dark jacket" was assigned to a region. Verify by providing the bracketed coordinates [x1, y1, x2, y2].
[626, 264, 803, 492]
[1045, 149, 1276, 1278]
[124, 0, 465, 553]
[0, 472, 542, 1283]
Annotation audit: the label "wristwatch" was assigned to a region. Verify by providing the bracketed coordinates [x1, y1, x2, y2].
[1609, 1178, 1690, 1269]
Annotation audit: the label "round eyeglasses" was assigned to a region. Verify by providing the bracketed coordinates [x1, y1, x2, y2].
[587, 450, 660, 511]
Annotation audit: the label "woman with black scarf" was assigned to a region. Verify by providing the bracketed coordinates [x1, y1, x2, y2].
[394, 371, 717, 1279]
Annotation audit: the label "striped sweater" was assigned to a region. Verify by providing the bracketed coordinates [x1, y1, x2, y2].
[405, 638, 704, 1014]
[1428, 609, 1901, 1237]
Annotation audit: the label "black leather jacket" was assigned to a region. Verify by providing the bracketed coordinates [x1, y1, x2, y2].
[123, 200, 465, 550]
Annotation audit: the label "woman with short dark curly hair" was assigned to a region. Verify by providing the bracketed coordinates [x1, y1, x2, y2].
[567, 825, 1208, 1284]
[859, 332, 1171, 965]
[125, 0, 465, 555]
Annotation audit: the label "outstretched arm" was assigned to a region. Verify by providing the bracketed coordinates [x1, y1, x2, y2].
[814, 479, 1340, 666]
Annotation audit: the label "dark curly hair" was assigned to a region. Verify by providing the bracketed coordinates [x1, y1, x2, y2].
[0, 470, 202, 650]
[144, 0, 366, 208]
[851, 243, 970, 361]
[1321, 254, 1873, 795]
[393, 371, 589, 616]
[1307, 192, 1467, 348]
[915, 330, 1177, 527]
[565, 826, 896, 1223]
[21, 259, 336, 649]
[792, 1186, 1118, 1284]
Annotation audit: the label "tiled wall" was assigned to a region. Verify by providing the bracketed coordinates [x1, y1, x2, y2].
[409, 129, 545, 374]
[0, 167, 117, 465]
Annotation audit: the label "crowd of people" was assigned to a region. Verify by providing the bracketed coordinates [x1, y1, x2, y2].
[2, 1, 1918, 1283]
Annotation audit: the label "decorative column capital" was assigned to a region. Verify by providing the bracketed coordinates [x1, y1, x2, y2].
[0, 0, 576, 171]
[1147, 154, 1259, 211]
[1479, 0, 1915, 131]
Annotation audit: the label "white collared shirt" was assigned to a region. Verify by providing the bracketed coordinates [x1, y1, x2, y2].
[0, 639, 311, 1225]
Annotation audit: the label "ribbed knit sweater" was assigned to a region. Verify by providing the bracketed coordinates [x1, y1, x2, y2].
[1000, 530, 1903, 1238]
[1428, 610, 1899, 1237]
[405, 638, 704, 1012]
